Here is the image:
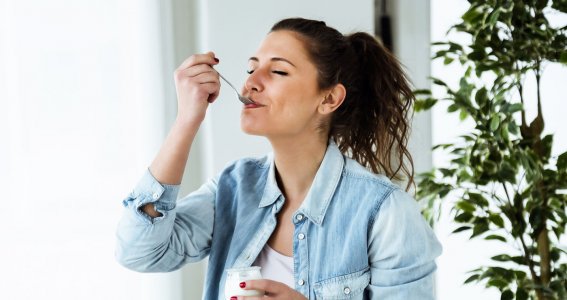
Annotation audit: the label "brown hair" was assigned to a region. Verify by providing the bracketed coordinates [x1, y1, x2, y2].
[271, 18, 415, 190]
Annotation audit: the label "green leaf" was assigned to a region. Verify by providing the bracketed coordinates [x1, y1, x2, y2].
[414, 98, 438, 112]
[508, 122, 518, 135]
[474, 87, 488, 108]
[490, 114, 501, 131]
[464, 273, 480, 284]
[500, 290, 513, 300]
[471, 219, 490, 238]
[457, 200, 476, 213]
[557, 151, 567, 170]
[516, 287, 529, 300]
[431, 41, 448, 46]
[485, 234, 507, 242]
[498, 162, 516, 183]
[491, 254, 512, 262]
[487, 278, 509, 290]
[489, 214, 505, 228]
[413, 89, 432, 95]
[468, 192, 489, 207]
[431, 77, 448, 87]
[459, 109, 468, 121]
[560, 51, 567, 65]
[488, 10, 500, 30]
[506, 103, 523, 113]
[453, 226, 472, 233]
[455, 212, 474, 223]
[448, 103, 460, 112]
[462, 5, 482, 23]
[444, 57, 455, 65]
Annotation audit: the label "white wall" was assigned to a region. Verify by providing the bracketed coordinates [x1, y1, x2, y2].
[390, 0, 433, 176]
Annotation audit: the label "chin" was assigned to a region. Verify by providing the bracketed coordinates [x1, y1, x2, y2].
[240, 119, 264, 136]
[240, 111, 266, 136]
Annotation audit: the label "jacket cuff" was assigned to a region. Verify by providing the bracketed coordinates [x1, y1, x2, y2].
[122, 169, 180, 222]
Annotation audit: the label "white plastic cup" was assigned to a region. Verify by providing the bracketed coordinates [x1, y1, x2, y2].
[224, 266, 264, 299]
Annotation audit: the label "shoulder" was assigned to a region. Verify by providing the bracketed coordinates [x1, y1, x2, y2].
[214, 154, 272, 188]
[339, 157, 403, 205]
[342, 157, 399, 189]
[220, 154, 271, 175]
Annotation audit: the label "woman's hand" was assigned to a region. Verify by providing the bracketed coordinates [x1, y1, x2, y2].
[173, 52, 220, 126]
[231, 279, 307, 300]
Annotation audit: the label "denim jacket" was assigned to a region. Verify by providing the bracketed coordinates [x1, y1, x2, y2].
[116, 142, 442, 299]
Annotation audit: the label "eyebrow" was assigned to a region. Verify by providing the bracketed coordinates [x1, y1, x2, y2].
[248, 56, 296, 68]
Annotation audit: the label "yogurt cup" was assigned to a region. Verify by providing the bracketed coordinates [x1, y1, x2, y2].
[224, 266, 264, 299]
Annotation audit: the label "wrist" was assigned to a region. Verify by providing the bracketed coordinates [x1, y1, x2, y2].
[174, 115, 202, 132]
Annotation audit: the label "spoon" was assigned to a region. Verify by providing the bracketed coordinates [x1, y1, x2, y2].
[217, 72, 257, 105]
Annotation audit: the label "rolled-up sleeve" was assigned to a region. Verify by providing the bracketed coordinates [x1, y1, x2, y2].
[115, 169, 216, 272]
[366, 189, 443, 299]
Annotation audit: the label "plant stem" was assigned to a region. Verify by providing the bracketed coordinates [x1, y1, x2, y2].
[501, 181, 544, 298]
[519, 234, 544, 299]
[534, 65, 551, 299]
[536, 69, 541, 117]
[537, 226, 551, 291]
[518, 82, 528, 131]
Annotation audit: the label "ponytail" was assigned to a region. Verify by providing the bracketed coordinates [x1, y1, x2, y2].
[271, 18, 415, 190]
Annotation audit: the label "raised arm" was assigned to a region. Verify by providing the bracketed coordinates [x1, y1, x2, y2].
[115, 52, 220, 272]
[143, 52, 220, 217]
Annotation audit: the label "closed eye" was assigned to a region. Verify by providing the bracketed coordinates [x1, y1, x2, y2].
[246, 69, 254, 74]
[272, 70, 288, 76]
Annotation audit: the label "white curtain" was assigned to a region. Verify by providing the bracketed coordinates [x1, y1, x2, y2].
[0, 1, 185, 299]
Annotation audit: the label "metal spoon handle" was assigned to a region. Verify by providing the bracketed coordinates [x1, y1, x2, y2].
[217, 71, 256, 105]
[217, 72, 239, 93]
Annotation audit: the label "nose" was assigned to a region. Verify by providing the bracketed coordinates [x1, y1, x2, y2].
[243, 69, 264, 96]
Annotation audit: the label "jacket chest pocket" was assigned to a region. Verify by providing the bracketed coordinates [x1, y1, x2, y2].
[313, 269, 370, 299]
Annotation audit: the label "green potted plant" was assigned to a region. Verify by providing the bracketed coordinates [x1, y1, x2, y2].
[414, 1, 567, 299]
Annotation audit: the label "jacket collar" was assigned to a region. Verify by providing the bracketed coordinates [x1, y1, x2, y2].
[258, 141, 345, 226]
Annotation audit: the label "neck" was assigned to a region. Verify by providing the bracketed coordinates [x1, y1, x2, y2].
[269, 134, 328, 207]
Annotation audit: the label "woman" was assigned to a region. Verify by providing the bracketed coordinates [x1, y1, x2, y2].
[116, 18, 442, 299]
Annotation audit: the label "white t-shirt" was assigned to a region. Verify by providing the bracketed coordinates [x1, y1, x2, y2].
[253, 244, 295, 288]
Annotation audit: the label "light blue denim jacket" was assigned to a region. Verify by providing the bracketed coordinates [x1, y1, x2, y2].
[116, 141, 442, 299]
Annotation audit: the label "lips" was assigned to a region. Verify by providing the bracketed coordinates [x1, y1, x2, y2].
[244, 103, 263, 109]
[245, 96, 265, 107]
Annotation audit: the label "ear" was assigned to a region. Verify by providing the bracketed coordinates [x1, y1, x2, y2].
[318, 83, 346, 115]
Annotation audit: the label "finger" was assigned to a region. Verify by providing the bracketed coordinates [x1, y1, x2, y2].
[235, 296, 263, 300]
[183, 64, 217, 78]
[199, 83, 220, 103]
[178, 52, 218, 70]
[174, 68, 219, 87]
[208, 89, 220, 103]
[243, 279, 284, 294]
[190, 72, 220, 86]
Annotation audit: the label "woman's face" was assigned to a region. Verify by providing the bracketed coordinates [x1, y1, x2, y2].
[240, 30, 326, 139]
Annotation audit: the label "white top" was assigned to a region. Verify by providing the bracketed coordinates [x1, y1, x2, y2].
[253, 244, 295, 288]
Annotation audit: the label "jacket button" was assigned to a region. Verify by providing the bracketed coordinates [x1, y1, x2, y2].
[152, 192, 160, 200]
[298, 279, 305, 286]
[296, 214, 304, 221]
[343, 287, 351, 294]
[298, 233, 305, 240]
